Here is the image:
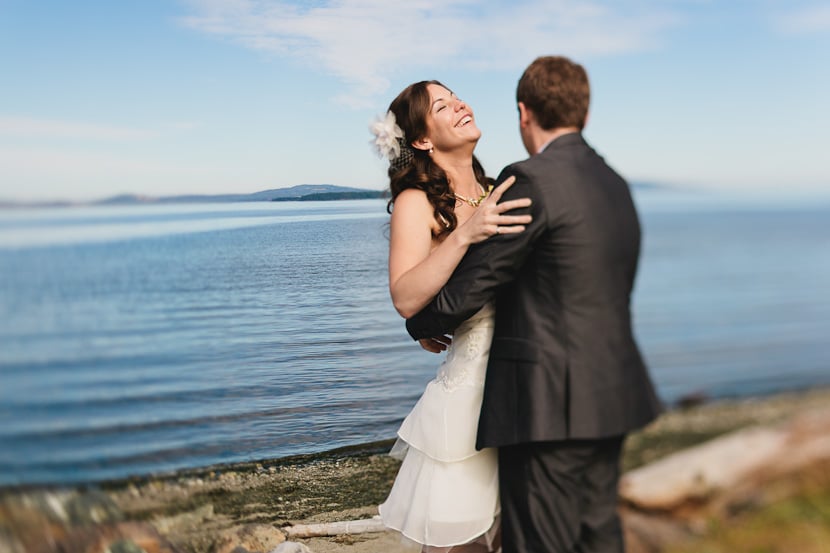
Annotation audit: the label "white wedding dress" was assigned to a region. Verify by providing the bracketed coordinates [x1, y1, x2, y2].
[379, 303, 499, 552]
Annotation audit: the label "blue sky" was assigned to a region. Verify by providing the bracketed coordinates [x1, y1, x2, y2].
[0, 0, 828, 202]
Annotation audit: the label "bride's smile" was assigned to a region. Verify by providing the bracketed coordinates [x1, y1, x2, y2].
[423, 83, 481, 154]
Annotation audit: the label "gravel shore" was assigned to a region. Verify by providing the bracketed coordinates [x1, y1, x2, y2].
[2, 387, 829, 553]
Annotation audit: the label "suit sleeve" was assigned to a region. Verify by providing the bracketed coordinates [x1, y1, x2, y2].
[405, 166, 548, 339]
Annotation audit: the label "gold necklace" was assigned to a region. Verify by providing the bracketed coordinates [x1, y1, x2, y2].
[452, 183, 492, 207]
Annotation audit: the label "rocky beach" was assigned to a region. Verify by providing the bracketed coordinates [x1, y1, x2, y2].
[2, 387, 830, 553]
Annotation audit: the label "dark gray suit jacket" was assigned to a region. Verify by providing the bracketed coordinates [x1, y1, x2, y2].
[406, 133, 662, 449]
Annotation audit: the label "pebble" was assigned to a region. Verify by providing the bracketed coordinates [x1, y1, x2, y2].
[270, 542, 312, 553]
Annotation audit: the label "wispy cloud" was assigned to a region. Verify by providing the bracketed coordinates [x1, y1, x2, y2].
[181, 0, 679, 107]
[0, 116, 157, 141]
[776, 4, 830, 34]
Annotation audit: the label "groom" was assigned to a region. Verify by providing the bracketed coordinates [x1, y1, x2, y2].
[406, 56, 662, 553]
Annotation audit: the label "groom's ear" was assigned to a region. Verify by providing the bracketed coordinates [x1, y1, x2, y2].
[518, 102, 532, 129]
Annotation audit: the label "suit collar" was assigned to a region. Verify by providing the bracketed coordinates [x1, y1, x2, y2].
[538, 131, 584, 155]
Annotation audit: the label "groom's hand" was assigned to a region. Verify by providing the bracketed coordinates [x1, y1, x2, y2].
[418, 335, 452, 354]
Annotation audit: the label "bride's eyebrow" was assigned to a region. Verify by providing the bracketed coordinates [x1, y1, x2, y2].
[431, 92, 456, 109]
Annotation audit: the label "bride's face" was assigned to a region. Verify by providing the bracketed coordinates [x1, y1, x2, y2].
[421, 83, 481, 154]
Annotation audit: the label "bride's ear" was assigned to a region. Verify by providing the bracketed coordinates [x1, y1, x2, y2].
[412, 137, 432, 153]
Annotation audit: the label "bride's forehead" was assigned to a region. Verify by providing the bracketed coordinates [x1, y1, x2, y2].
[427, 84, 454, 99]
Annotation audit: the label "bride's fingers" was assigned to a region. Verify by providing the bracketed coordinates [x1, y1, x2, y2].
[495, 198, 532, 213]
[497, 214, 533, 225]
[495, 225, 526, 234]
[487, 175, 516, 203]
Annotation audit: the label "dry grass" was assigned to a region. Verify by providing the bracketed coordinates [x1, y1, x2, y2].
[666, 470, 830, 553]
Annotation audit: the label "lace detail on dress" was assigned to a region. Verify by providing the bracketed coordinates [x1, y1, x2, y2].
[431, 303, 495, 393]
[464, 328, 487, 360]
[436, 327, 490, 391]
[435, 365, 470, 392]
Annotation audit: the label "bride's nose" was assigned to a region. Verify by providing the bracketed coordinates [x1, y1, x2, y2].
[454, 98, 467, 111]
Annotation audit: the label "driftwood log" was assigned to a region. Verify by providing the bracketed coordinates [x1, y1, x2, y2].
[618, 407, 830, 552]
[282, 516, 387, 538]
[619, 407, 830, 518]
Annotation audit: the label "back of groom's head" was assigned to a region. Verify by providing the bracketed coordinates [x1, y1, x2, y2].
[517, 56, 590, 131]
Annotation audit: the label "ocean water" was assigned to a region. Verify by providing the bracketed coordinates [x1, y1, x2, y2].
[1, 193, 829, 486]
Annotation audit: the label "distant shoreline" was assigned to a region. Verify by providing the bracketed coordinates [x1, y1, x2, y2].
[271, 191, 386, 202]
[1, 181, 676, 209]
[0, 184, 386, 209]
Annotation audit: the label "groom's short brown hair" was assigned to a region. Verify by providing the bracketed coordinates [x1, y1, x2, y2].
[517, 56, 590, 130]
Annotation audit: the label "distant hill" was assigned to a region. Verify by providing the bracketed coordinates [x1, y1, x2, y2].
[0, 181, 665, 209]
[630, 181, 665, 191]
[93, 185, 383, 205]
[94, 182, 660, 206]
[272, 190, 386, 202]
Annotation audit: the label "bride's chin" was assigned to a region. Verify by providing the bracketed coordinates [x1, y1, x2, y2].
[460, 140, 480, 154]
[440, 137, 480, 156]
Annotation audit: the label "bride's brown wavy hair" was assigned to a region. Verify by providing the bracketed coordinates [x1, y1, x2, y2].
[385, 80, 493, 237]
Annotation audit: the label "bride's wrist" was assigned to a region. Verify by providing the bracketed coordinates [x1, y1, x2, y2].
[450, 227, 473, 248]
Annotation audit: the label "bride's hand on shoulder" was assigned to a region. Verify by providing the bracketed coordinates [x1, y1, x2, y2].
[457, 176, 532, 245]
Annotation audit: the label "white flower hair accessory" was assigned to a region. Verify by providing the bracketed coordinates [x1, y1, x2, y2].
[369, 111, 405, 160]
[370, 110, 417, 175]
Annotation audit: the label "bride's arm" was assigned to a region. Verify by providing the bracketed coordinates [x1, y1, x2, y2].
[388, 179, 531, 319]
[388, 189, 469, 319]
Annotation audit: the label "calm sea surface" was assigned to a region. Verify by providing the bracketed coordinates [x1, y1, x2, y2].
[1, 192, 829, 486]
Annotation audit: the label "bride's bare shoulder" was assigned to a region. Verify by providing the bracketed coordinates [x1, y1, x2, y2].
[390, 188, 441, 234]
[391, 188, 432, 219]
[392, 187, 430, 208]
